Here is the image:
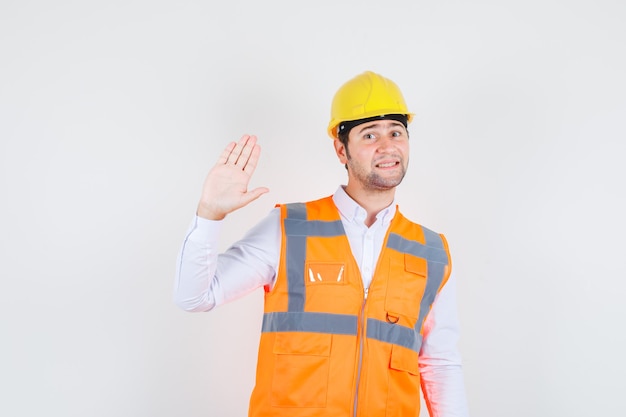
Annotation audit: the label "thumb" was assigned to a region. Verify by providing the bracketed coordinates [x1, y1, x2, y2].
[241, 187, 270, 205]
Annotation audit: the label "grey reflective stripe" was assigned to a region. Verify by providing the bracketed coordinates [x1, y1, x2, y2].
[284, 203, 345, 312]
[385, 229, 449, 333]
[285, 203, 307, 311]
[366, 318, 423, 353]
[415, 261, 445, 332]
[386, 233, 448, 264]
[286, 233, 306, 311]
[262, 311, 358, 335]
[285, 219, 345, 237]
[416, 228, 448, 332]
[421, 226, 443, 248]
[287, 203, 307, 220]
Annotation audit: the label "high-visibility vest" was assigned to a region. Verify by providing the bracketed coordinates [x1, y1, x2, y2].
[249, 196, 451, 417]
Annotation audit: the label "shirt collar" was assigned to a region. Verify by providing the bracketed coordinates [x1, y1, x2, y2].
[332, 185, 396, 226]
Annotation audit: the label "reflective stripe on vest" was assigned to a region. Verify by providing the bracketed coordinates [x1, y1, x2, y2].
[262, 311, 358, 335]
[386, 229, 448, 333]
[284, 203, 345, 312]
[262, 202, 449, 353]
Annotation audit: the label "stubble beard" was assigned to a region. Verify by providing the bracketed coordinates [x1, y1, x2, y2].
[346, 155, 407, 191]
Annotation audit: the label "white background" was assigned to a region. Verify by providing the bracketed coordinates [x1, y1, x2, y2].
[1, 1, 625, 416]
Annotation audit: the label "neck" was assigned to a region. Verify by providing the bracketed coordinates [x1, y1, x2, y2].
[343, 184, 396, 227]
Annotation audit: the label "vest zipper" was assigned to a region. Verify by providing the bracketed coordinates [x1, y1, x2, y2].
[352, 294, 367, 417]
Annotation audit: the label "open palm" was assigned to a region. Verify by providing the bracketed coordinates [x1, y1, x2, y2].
[197, 135, 269, 220]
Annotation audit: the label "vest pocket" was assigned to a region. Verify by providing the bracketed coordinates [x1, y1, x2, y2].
[270, 332, 332, 408]
[386, 344, 420, 417]
[305, 262, 347, 286]
[385, 254, 427, 322]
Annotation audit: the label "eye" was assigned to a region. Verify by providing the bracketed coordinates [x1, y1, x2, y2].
[391, 130, 403, 137]
[363, 133, 376, 140]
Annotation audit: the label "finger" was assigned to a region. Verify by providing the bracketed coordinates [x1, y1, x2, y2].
[216, 141, 236, 164]
[242, 143, 262, 175]
[226, 135, 250, 165]
[235, 135, 257, 168]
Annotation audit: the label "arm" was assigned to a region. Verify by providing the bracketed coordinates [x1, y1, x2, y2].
[173, 209, 280, 311]
[419, 274, 470, 417]
[173, 135, 276, 311]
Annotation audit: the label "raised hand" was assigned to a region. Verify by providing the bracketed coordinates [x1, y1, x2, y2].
[197, 135, 269, 220]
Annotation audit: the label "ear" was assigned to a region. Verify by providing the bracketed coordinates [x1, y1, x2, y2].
[333, 139, 348, 164]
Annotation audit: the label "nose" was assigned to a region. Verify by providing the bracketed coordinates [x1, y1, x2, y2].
[376, 134, 396, 152]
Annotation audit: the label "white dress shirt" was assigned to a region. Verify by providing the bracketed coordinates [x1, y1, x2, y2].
[174, 186, 469, 416]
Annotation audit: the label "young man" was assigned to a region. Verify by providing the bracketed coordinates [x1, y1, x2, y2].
[175, 71, 470, 416]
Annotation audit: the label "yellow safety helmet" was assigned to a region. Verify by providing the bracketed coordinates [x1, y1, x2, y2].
[327, 71, 414, 139]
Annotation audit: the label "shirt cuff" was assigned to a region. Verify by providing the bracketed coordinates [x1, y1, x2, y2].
[186, 215, 223, 243]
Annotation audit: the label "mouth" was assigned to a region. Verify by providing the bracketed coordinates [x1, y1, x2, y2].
[375, 161, 400, 169]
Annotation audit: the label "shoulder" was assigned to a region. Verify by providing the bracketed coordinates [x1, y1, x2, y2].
[395, 209, 444, 237]
[276, 195, 336, 219]
[394, 209, 450, 252]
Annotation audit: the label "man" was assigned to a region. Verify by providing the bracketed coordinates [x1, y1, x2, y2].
[175, 71, 470, 416]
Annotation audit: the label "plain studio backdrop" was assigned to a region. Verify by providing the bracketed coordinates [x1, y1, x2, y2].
[1, 1, 625, 416]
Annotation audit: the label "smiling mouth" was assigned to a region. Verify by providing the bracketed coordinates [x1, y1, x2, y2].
[376, 161, 399, 168]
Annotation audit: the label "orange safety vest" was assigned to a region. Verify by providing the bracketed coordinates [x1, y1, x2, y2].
[249, 196, 451, 417]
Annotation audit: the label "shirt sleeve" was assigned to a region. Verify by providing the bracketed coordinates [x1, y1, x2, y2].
[419, 273, 470, 417]
[173, 208, 281, 312]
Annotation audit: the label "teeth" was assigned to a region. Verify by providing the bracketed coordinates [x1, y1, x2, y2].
[378, 162, 396, 168]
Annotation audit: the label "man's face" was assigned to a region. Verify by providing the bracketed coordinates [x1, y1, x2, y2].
[335, 119, 410, 192]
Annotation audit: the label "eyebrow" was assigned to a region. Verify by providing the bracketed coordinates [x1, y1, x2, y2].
[358, 121, 405, 134]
